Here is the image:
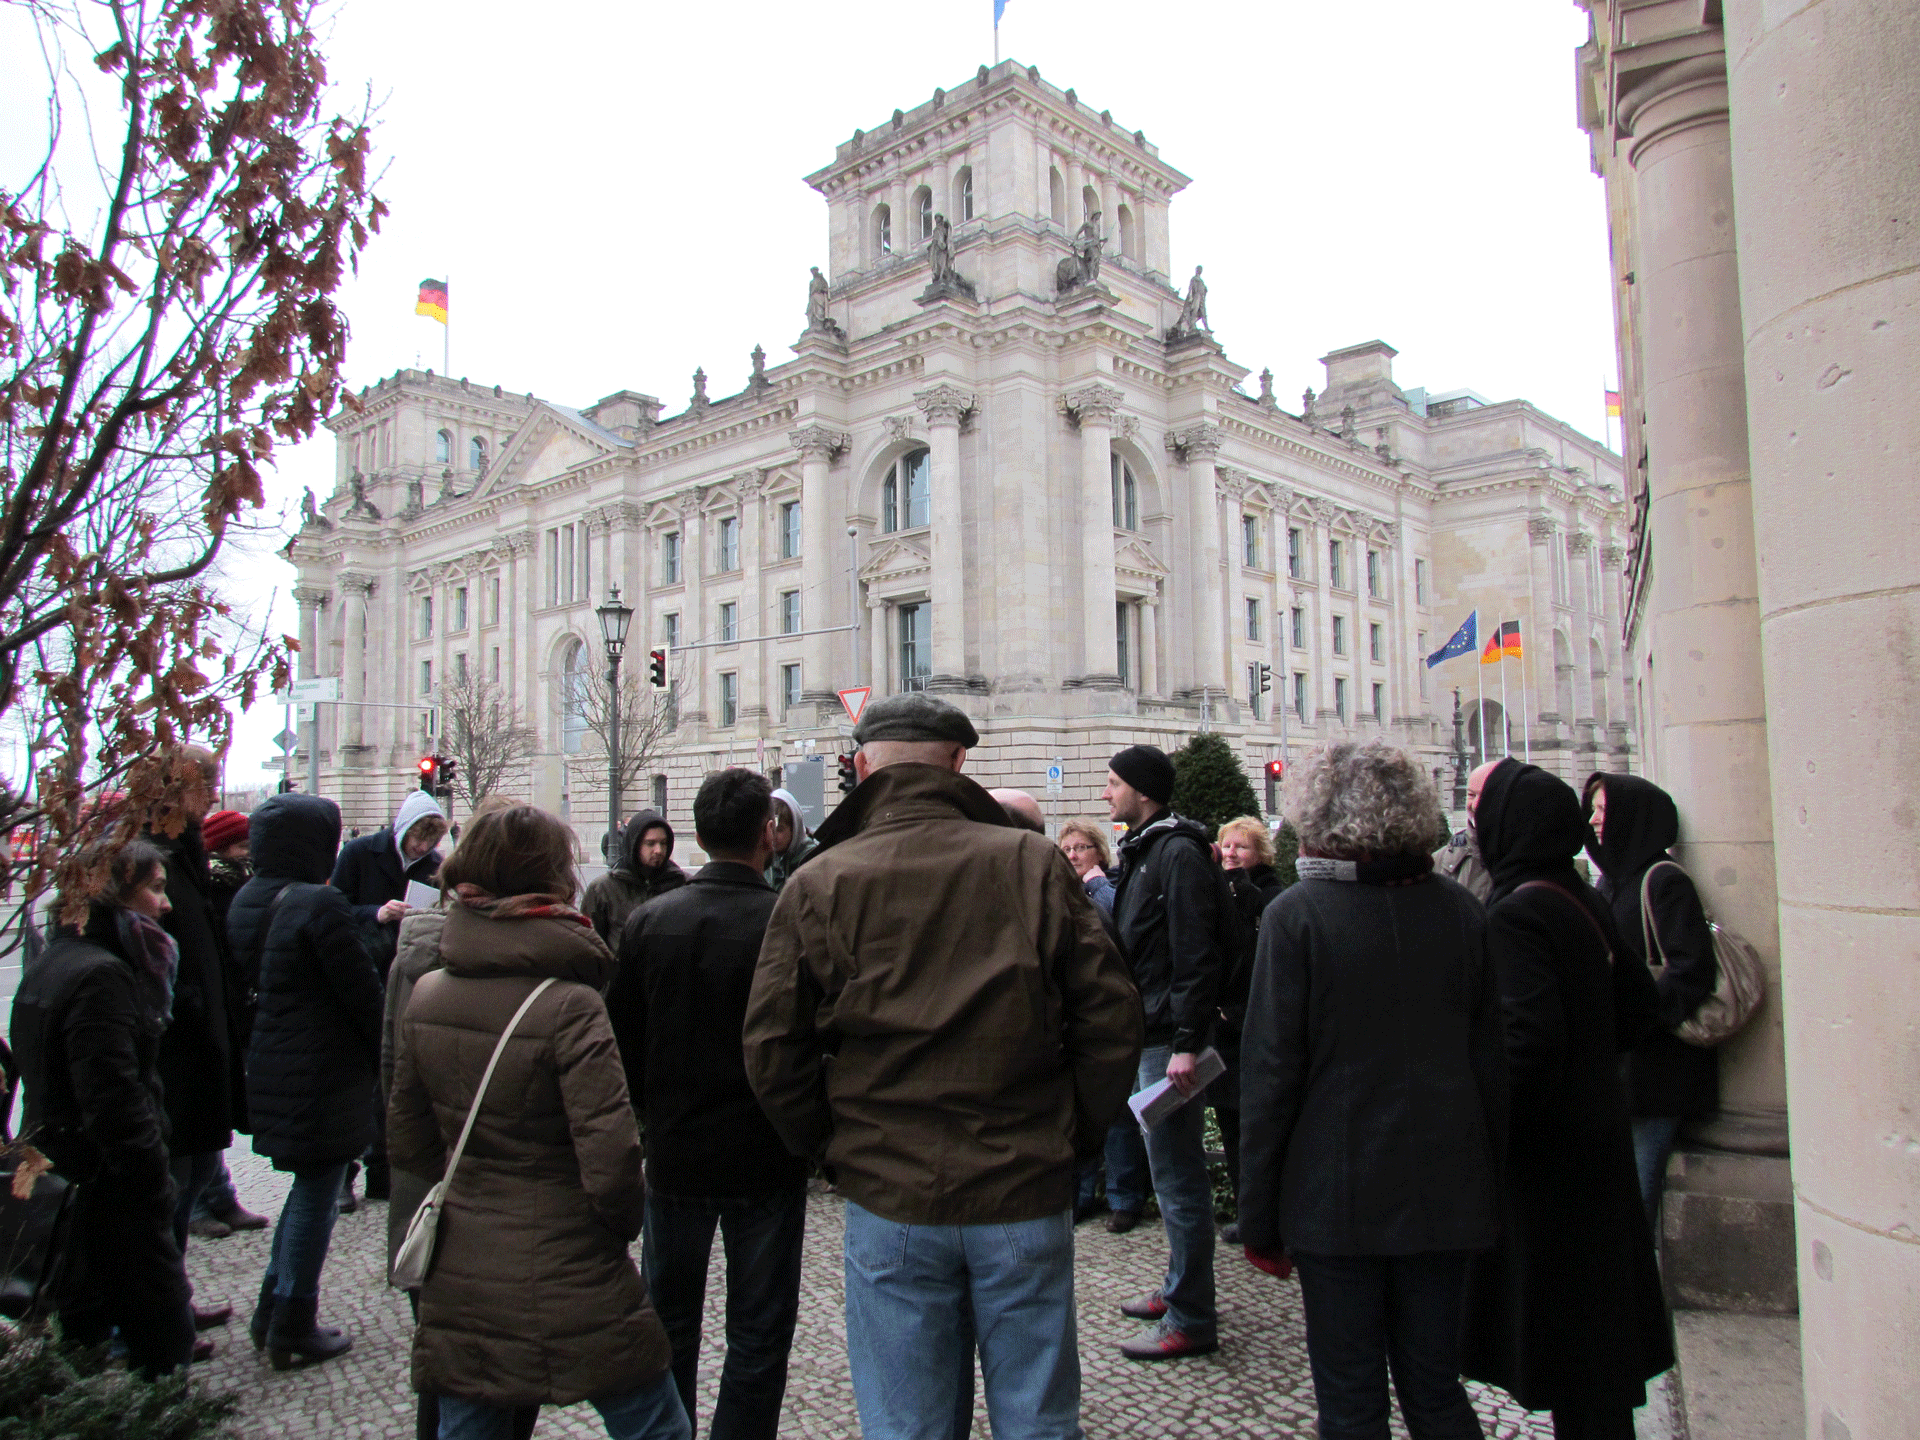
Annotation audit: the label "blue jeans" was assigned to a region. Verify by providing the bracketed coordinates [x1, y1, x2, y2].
[1101, 1120, 1150, 1213]
[843, 1201, 1082, 1440]
[1291, 1250, 1484, 1440]
[438, 1374, 690, 1440]
[1632, 1116, 1682, 1222]
[192, 1152, 239, 1220]
[169, 1148, 221, 1252]
[642, 1188, 807, 1440]
[1137, 1045, 1216, 1338]
[265, 1162, 347, 1300]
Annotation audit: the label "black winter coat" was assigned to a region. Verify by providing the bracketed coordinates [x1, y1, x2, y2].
[1585, 772, 1720, 1119]
[583, 810, 688, 945]
[1461, 760, 1673, 1413]
[1221, 863, 1283, 1031]
[609, 861, 808, 1199]
[148, 823, 238, 1154]
[1238, 869, 1507, 1257]
[330, 810, 443, 977]
[1112, 812, 1225, 1053]
[231, 794, 384, 1170]
[9, 906, 173, 1190]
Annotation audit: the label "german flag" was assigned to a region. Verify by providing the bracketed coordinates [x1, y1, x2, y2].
[415, 278, 448, 324]
[1605, 389, 1622, 417]
[1499, 619, 1523, 660]
[1481, 627, 1502, 664]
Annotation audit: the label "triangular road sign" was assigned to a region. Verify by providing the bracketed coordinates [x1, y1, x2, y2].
[837, 687, 872, 725]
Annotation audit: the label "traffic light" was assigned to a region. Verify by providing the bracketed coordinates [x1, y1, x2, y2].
[1265, 758, 1285, 815]
[437, 756, 457, 798]
[647, 647, 669, 691]
[1258, 663, 1273, 695]
[1266, 759, 1286, 779]
[417, 755, 438, 793]
[836, 754, 857, 793]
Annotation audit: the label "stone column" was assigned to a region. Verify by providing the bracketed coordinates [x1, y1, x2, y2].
[678, 492, 707, 727]
[738, 471, 768, 723]
[1218, 468, 1250, 709]
[1567, 530, 1596, 732]
[789, 426, 848, 712]
[1065, 383, 1124, 687]
[1599, 542, 1629, 761]
[294, 586, 327, 681]
[869, 596, 889, 693]
[1526, 516, 1557, 750]
[1169, 424, 1226, 703]
[1140, 593, 1159, 698]
[1728, 0, 1920, 1424]
[1619, 48, 1783, 1157]
[338, 575, 372, 752]
[914, 383, 974, 690]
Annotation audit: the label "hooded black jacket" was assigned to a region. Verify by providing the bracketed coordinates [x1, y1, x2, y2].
[330, 791, 445, 974]
[147, 822, 239, 1153]
[230, 794, 384, 1169]
[1112, 811, 1225, 1053]
[1584, 772, 1720, 1119]
[582, 810, 688, 944]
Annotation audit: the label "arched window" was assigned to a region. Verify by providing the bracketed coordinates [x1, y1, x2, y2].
[882, 448, 931, 532]
[956, 166, 974, 222]
[1116, 203, 1135, 259]
[435, 428, 451, 464]
[1110, 453, 1137, 530]
[914, 186, 934, 243]
[1082, 184, 1099, 222]
[1467, 700, 1507, 765]
[468, 436, 486, 472]
[874, 203, 893, 256]
[1048, 166, 1066, 226]
[560, 639, 590, 754]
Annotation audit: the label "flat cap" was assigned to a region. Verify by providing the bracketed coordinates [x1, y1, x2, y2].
[852, 692, 980, 748]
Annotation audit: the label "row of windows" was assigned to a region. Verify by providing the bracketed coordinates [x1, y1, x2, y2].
[659, 502, 802, 584]
[434, 429, 488, 472]
[418, 578, 503, 639]
[1242, 602, 1389, 663]
[873, 171, 976, 257]
[1243, 666, 1385, 726]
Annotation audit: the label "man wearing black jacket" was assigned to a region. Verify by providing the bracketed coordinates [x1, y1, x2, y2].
[1105, 744, 1226, 1361]
[609, 769, 807, 1440]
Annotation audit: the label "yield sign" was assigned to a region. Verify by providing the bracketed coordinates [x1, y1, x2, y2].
[837, 687, 872, 725]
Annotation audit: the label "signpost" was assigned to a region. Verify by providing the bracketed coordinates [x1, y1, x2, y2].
[1045, 762, 1064, 795]
[837, 687, 871, 726]
[271, 677, 340, 797]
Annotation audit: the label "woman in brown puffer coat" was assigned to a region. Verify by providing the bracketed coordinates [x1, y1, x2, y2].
[388, 805, 688, 1440]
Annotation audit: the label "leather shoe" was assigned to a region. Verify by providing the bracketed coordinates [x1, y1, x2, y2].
[1119, 1320, 1218, 1361]
[1120, 1290, 1168, 1321]
[1104, 1209, 1140, 1234]
[188, 1215, 232, 1240]
[193, 1301, 233, 1330]
[210, 1199, 270, 1231]
[1218, 1222, 1241, 1244]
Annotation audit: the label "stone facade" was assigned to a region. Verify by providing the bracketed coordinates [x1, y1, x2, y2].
[288, 61, 1624, 840]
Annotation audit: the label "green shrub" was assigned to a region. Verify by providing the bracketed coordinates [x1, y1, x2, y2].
[1168, 733, 1261, 839]
[0, 1332, 237, 1440]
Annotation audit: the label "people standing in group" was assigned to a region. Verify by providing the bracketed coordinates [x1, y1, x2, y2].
[10, 840, 202, 1374]
[611, 769, 808, 1440]
[1104, 744, 1227, 1360]
[1434, 819, 1492, 903]
[1212, 815, 1286, 1243]
[746, 694, 1141, 1440]
[1581, 771, 1721, 1219]
[1239, 743, 1507, 1440]
[229, 793, 385, 1369]
[389, 804, 689, 1440]
[584, 810, 687, 943]
[1058, 819, 1117, 917]
[762, 788, 818, 893]
[1459, 759, 1673, 1440]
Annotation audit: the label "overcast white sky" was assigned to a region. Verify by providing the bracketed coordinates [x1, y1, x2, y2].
[10, 0, 1619, 788]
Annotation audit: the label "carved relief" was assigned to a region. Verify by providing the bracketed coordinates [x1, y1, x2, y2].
[1567, 530, 1594, 555]
[1528, 516, 1558, 544]
[1164, 422, 1223, 462]
[1600, 543, 1627, 571]
[881, 415, 916, 445]
[788, 424, 851, 460]
[1063, 382, 1124, 426]
[913, 383, 976, 426]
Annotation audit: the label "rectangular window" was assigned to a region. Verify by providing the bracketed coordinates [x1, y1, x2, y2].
[718, 601, 738, 644]
[780, 590, 801, 635]
[718, 516, 740, 572]
[1332, 614, 1347, 655]
[899, 602, 930, 691]
[1366, 549, 1382, 599]
[1291, 607, 1305, 649]
[663, 612, 680, 649]
[490, 646, 500, 682]
[488, 577, 500, 625]
[781, 663, 802, 716]
[1335, 676, 1349, 721]
[454, 651, 468, 683]
[1369, 622, 1383, 662]
[719, 672, 738, 726]
[419, 659, 432, 695]
[1417, 633, 1429, 697]
[1329, 539, 1345, 590]
[780, 501, 801, 559]
[1287, 526, 1303, 579]
[1245, 597, 1260, 642]
[579, 526, 590, 599]
[454, 586, 469, 632]
[662, 532, 681, 584]
[1242, 514, 1260, 568]
[1415, 559, 1429, 605]
[1293, 671, 1308, 721]
[1116, 601, 1131, 689]
[1372, 682, 1385, 722]
[420, 596, 434, 638]
[562, 523, 577, 602]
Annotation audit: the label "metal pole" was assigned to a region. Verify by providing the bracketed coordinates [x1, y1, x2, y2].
[307, 702, 321, 798]
[606, 652, 623, 862]
[1450, 686, 1469, 811]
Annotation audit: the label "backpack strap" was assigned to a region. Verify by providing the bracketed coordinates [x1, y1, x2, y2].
[1516, 879, 1614, 965]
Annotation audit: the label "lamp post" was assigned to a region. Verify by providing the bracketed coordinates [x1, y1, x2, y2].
[595, 586, 635, 862]
[1450, 685, 1470, 813]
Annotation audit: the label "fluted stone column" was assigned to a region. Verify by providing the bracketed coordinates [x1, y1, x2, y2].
[678, 493, 707, 727]
[1169, 424, 1226, 703]
[1620, 48, 1785, 1155]
[1567, 530, 1596, 731]
[869, 596, 889, 694]
[1525, 517, 1557, 751]
[736, 473, 768, 723]
[914, 383, 974, 690]
[1599, 543, 1629, 760]
[338, 575, 372, 752]
[1140, 593, 1159, 698]
[1219, 467, 1249, 703]
[1065, 383, 1123, 687]
[294, 586, 326, 681]
[1727, 0, 1920, 1427]
[789, 425, 848, 710]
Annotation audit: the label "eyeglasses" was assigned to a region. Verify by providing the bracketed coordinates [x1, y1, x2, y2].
[1061, 842, 1097, 855]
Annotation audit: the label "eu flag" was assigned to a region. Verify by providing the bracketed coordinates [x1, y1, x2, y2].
[1425, 611, 1478, 668]
[994, 0, 1009, 22]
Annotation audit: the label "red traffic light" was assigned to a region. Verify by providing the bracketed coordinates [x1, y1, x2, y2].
[1266, 760, 1286, 778]
[418, 756, 435, 775]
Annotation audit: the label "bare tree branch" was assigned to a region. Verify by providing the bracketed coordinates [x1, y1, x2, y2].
[435, 668, 538, 809]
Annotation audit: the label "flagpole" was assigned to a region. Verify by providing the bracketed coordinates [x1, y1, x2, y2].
[443, 272, 450, 376]
[1519, 622, 1532, 764]
[1500, 629, 1511, 757]
[1476, 646, 1486, 767]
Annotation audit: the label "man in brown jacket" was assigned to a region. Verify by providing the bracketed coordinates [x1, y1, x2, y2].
[745, 694, 1142, 1440]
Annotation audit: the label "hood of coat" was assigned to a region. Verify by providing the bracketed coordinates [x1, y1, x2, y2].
[1583, 771, 1679, 879]
[617, 808, 675, 875]
[391, 790, 446, 866]
[1475, 758, 1587, 900]
[1116, 809, 1212, 863]
[810, 763, 1009, 851]
[436, 901, 615, 989]
[769, 787, 810, 854]
[248, 793, 342, 882]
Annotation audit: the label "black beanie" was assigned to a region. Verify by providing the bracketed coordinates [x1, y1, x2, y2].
[1108, 744, 1175, 806]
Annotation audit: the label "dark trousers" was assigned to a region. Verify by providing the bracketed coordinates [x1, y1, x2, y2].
[1101, 1119, 1150, 1213]
[1550, 1405, 1636, 1440]
[60, 1174, 196, 1378]
[169, 1148, 222, 1253]
[1292, 1250, 1485, 1440]
[641, 1186, 807, 1440]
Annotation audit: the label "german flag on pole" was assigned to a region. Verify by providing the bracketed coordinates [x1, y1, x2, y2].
[1498, 619, 1523, 660]
[416, 278, 448, 324]
[1481, 626, 1503, 664]
[1605, 389, 1622, 417]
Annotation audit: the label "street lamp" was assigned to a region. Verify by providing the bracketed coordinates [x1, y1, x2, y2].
[595, 586, 635, 862]
[1450, 686, 1470, 813]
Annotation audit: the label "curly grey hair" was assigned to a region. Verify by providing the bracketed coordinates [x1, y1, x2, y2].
[1282, 741, 1445, 860]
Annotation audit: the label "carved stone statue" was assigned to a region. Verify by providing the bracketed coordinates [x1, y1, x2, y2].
[691, 367, 709, 408]
[1258, 369, 1275, 406]
[1340, 404, 1357, 440]
[1302, 387, 1317, 426]
[300, 486, 319, 524]
[806, 266, 830, 329]
[345, 470, 380, 521]
[1177, 266, 1209, 333]
[917, 214, 978, 305]
[437, 467, 458, 503]
[405, 476, 425, 514]
[1055, 211, 1104, 295]
[750, 344, 768, 389]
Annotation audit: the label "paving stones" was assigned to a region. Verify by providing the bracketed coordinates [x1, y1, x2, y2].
[188, 1148, 1575, 1437]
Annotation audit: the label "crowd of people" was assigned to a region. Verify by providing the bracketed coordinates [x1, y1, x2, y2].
[8, 696, 1724, 1440]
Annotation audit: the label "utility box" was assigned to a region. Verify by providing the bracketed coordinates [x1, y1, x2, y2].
[786, 755, 826, 832]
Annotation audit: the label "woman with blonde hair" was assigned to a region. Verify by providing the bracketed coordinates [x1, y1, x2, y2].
[1211, 816, 1285, 1237]
[1057, 817, 1115, 915]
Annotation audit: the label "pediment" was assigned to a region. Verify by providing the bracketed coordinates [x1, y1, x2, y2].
[1114, 536, 1168, 580]
[859, 535, 931, 581]
[475, 403, 622, 495]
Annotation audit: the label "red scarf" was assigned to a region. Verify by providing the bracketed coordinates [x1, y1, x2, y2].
[452, 883, 595, 929]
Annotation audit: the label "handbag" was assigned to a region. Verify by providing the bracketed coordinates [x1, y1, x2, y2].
[1639, 859, 1766, 1047]
[391, 977, 555, 1289]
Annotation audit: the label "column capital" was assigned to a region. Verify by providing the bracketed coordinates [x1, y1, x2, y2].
[1165, 421, 1223, 462]
[336, 574, 375, 597]
[1600, 543, 1627, 571]
[1528, 516, 1558, 544]
[732, 468, 769, 499]
[1567, 530, 1594, 556]
[504, 529, 537, 558]
[1214, 465, 1251, 499]
[1063, 382, 1124, 426]
[788, 424, 850, 460]
[913, 384, 977, 427]
[292, 585, 331, 608]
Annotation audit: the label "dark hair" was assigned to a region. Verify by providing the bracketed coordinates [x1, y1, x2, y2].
[693, 769, 773, 857]
[70, 838, 168, 909]
[437, 805, 576, 901]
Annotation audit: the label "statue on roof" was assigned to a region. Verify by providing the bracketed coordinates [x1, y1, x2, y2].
[1055, 210, 1104, 296]
[691, 368, 709, 409]
[918, 214, 978, 305]
[804, 266, 845, 340]
[751, 344, 769, 390]
[1178, 266, 1209, 332]
[345, 470, 380, 521]
[1302, 387, 1317, 427]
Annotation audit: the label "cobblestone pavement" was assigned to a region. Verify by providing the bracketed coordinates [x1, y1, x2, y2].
[185, 1146, 1613, 1439]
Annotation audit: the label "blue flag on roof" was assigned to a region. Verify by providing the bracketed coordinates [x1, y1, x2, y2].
[1426, 611, 1478, 668]
[994, 0, 1009, 22]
